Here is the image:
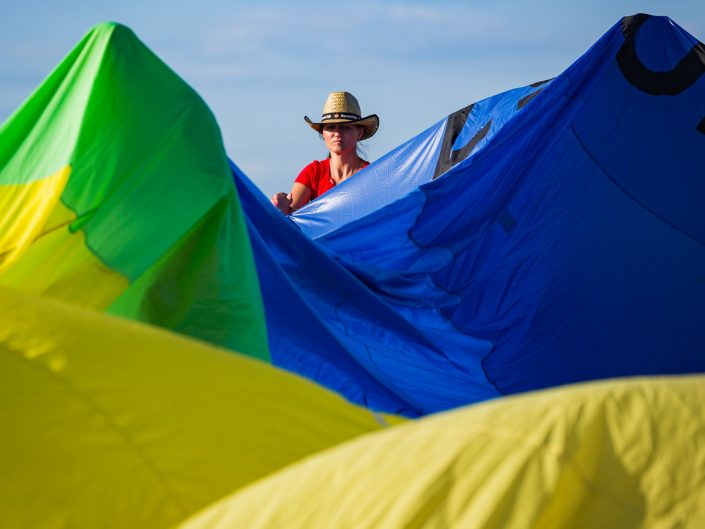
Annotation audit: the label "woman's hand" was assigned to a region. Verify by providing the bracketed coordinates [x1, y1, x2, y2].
[272, 183, 311, 215]
[271, 192, 292, 214]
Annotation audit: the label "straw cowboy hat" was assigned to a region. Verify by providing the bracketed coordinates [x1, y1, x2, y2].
[304, 91, 379, 140]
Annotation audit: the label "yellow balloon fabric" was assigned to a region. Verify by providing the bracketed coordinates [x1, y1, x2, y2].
[0, 286, 395, 529]
[177, 376, 705, 529]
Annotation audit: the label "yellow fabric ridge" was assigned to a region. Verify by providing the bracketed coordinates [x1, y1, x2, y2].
[177, 376, 705, 529]
[0, 165, 129, 308]
[0, 165, 70, 271]
[0, 286, 392, 529]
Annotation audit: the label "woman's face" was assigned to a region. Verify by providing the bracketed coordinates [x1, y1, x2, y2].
[322, 124, 365, 155]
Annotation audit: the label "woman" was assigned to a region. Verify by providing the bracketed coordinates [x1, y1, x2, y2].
[271, 91, 379, 214]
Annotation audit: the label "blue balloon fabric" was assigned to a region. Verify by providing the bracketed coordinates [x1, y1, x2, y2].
[291, 79, 550, 240]
[234, 14, 705, 416]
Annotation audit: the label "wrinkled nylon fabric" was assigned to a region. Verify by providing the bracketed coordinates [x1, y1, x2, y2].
[291, 81, 549, 239]
[1, 14, 705, 529]
[234, 162, 498, 416]
[176, 376, 705, 529]
[0, 22, 268, 360]
[238, 14, 705, 414]
[1, 16, 702, 417]
[0, 286, 391, 529]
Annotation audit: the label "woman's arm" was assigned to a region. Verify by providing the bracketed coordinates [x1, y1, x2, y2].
[271, 182, 311, 214]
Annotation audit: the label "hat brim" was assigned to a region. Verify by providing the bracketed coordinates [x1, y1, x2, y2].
[304, 114, 379, 141]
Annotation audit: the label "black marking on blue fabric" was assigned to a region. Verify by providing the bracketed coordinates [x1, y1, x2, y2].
[498, 211, 517, 234]
[449, 119, 492, 166]
[530, 78, 553, 88]
[697, 116, 705, 135]
[433, 106, 493, 180]
[433, 104, 473, 180]
[617, 14, 705, 96]
[517, 89, 544, 110]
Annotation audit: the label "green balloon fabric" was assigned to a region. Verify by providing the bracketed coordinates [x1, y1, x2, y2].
[0, 22, 268, 360]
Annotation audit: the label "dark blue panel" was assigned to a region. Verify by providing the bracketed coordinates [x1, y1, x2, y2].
[235, 14, 705, 416]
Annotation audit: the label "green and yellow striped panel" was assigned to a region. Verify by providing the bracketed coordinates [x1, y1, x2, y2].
[0, 22, 268, 360]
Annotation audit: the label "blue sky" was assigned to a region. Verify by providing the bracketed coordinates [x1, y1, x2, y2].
[1, 1, 704, 196]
